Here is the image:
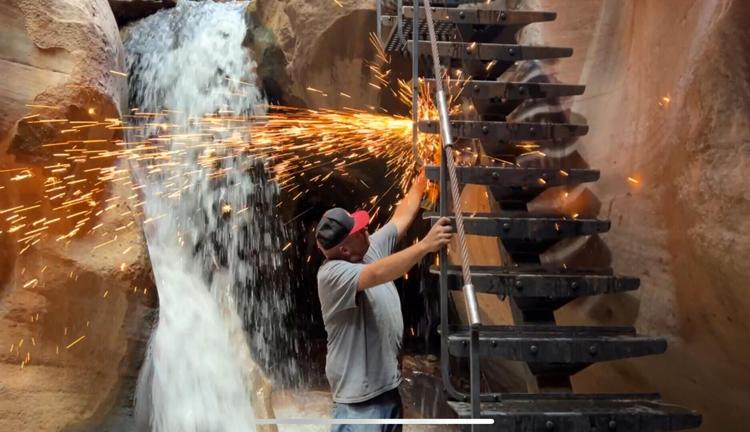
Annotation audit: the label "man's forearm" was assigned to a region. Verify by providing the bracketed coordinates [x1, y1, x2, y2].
[397, 180, 424, 219]
[357, 242, 427, 291]
[391, 174, 427, 239]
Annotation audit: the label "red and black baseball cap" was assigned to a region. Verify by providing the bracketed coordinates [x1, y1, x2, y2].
[316, 208, 370, 251]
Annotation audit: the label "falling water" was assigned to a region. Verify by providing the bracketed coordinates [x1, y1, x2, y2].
[122, 1, 298, 430]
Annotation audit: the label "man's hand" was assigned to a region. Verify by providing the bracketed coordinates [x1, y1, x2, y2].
[358, 216, 452, 291]
[419, 217, 452, 253]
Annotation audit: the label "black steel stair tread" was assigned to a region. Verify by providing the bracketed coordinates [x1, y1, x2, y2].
[447, 329, 667, 362]
[447, 325, 637, 336]
[430, 265, 639, 298]
[432, 263, 619, 276]
[448, 399, 701, 431]
[424, 165, 599, 187]
[418, 119, 589, 141]
[424, 78, 585, 99]
[452, 392, 662, 401]
[380, 15, 455, 52]
[403, 7, 556, 26]
[411, 41, 573, 61]
[424, 211, 606, 221]
[396, 0, 498, 7]
[424, 212, 610, 239]
[449, 392, 665, 403]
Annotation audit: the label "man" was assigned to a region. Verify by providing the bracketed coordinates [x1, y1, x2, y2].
[316, 172, 452, 432]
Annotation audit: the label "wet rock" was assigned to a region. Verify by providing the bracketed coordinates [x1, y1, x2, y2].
[109, 0, 177, 26]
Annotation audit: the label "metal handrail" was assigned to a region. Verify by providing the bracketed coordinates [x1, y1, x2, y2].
[396, 0, 406, 47]
[411, 1, 420, 169]
[374, 0, 482, 421]
[421, 0, 482, 422]
[376, 0, 382, 40]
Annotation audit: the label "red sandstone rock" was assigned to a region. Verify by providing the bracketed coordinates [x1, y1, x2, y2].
[0, 1, 154, 430]
[524, 1, 750, 430]
[249, 0, 382, 109]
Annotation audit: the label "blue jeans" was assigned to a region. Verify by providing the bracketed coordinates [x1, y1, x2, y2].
[331, 388, 403, 432]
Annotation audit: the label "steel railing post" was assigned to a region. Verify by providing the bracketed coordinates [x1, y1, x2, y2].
[376, 0, 382, 41]
[422, 0, 482, 424]
[411, 0, 419, 167]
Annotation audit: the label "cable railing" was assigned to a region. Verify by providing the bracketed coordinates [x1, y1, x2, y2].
[421, 0, 482, 422]
[376, 0, 482, 421]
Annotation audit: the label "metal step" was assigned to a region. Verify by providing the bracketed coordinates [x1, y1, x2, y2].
[430, 78, 586, 119]
[384, 10, 561, 52]
[419, 120, 589, 142]
[380, 15, 455, 52]
[412, 41, 573, 61]
[425, 212, 610, 240]
[448, 397, 702, 431]
[425, 78, 585, 100]
[431, 265, 640, 298]
[393, 0, 495, 7]
[447, 326, 666, 363]
[403, 7, 556, 26]
[424, 165, 599, 187]
[446, 391, 664, 403]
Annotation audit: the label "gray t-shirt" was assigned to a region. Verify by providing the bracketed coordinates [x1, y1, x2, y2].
[317, 222, 404, 403]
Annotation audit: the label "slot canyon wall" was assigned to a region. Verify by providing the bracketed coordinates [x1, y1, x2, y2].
[248, 0, 379, 110]
[0, 0, 747, 430]
[0, 0, 155, 430]
[523, 1, 750, 430]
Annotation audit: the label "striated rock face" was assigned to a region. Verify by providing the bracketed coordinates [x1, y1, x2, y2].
[522, 1, 750, 430]
[0, 192, 156, 431]
[0, 0, 155, 430]
[0, 0, 126, 157]
[248, 0, 381, 109]
[0, 0, 127, 277]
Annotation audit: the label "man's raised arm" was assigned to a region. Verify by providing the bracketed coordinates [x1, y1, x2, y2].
[358, 217, 451, 291]
[390, 170, 428, 242]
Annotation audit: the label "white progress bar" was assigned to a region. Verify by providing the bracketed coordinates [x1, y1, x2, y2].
[255, 419, 493, 425]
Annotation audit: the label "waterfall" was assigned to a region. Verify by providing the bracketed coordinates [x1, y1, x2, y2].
[122, 1, 298, 430]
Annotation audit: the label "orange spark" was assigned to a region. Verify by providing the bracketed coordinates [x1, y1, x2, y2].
[65, 335, 86, 350]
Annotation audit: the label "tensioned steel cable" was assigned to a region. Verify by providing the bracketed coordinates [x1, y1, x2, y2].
[421, 0, 479, 327]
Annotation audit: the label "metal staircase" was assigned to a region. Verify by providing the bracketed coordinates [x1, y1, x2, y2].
[376, 1, 702, 430]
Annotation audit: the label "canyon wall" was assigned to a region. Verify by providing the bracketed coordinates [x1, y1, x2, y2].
[527, 1, 750, 430]
[248, 0, 380, 109]
[1, 0, 747, 430]
[0, 1, 155, 430]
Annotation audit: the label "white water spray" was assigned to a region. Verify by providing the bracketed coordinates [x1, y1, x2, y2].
[123, 2, 296, 430]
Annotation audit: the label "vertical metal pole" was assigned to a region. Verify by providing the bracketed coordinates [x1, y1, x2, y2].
[421, 0, 481, 424]
[376, 0, 382, 42]
[438, 118, 451, 414]
[397, 0, 405, 45]
[411, 0, 419, 162]
[470, 329, 480, 429]
[435, 0, 450, 398]
[430, 3, 456, 411]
